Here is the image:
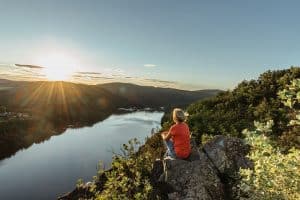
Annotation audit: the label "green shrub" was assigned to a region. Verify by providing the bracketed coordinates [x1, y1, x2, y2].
[278, 78, 300, 149]
[96, 138, 155, 200]
[239, 121, 300, 200]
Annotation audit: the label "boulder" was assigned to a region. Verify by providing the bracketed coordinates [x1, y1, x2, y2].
[203, 135, 253, 179]
[152, 136, 253, 200]
[162, 152, 224, 200]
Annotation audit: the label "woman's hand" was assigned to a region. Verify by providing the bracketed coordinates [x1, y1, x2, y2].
[161, 131, 171, 140]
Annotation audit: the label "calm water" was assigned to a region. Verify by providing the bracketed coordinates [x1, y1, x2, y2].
[0, 111, 163, 200]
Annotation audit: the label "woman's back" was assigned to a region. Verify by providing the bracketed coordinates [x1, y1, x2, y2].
[170, 122, 191, 159]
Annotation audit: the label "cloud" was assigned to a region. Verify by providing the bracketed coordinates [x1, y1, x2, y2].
[76, 71, 102, 75]
[144, 64, 157, 67]
[135, 78, 207, 90]
[0, 63, 45, 81]
[1, 64, 206, 90]
[98, 77, 115, 80]
[144, 78, 177, 84]
[15, 64, 44, 69]
[72, 74, 114, 80]
[73, 71, 119, 82]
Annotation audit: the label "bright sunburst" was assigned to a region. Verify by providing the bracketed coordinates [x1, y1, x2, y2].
[35, 51, 78, 81]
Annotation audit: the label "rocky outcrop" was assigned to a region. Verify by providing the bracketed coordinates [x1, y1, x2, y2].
[203, 135, 253, 179]
[152, 135, 253, 200]
[58, 135, 252, 200]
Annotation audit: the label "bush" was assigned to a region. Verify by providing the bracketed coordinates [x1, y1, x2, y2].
[278, 78, 300, 149]
[95, 138, 156, 200]
[239, 121, 300, 200]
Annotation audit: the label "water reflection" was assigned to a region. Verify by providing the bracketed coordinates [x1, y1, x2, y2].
[0, 111, 163, 200]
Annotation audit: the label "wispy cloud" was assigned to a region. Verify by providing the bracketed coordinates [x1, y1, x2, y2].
[76, 71, 102, 75]
[0, 63, 45, 81]
[144, 78, 177, 84]
[144, 64, 157, 67]
[15, 64, 44, 69]
[72, 74, 114, 80]
[1, 63, 206, 90]
[71, 70, 202, 90]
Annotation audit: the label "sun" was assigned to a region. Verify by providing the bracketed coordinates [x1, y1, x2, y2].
[35, 51, 78, 81]
[43, 65, 74, 81]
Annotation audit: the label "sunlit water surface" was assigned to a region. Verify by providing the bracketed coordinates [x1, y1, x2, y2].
[0, 111, 163, 200]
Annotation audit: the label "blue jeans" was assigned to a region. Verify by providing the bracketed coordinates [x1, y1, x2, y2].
[164, 140, 176, 158]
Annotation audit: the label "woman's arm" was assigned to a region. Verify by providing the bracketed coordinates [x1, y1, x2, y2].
[161, 130, 172, 141]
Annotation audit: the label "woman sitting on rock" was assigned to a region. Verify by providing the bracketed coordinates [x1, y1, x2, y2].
[161, 108, 191, 159]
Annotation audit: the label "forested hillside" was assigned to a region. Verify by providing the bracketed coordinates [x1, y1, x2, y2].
[99, 82, 221, 109]
[162, 67, 300, 149]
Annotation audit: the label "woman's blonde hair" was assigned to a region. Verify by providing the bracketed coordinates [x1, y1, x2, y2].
[172, 108, 186, 123]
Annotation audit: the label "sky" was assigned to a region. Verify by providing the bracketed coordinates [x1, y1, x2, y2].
[0, 0, 300, 90]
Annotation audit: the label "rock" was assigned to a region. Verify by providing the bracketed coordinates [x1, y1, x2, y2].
[159, 151, 224, 200]
[151, 159, 164, 182]
[152, 136, 253, 200]
[185, 138, 201, 162]
[203, 135, 253, 179]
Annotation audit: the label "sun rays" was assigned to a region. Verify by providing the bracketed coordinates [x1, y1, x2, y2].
[13, 82, 87, 123]
[33, 50, 79, 81]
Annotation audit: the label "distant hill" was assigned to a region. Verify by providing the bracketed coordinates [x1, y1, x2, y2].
[98, 82, 221, 109]
[0, 80, 221, 113]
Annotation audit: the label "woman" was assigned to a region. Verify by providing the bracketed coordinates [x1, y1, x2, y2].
[161, 108, 191, 159]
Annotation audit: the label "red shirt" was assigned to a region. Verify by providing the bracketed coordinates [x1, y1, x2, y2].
[169, 122, 191, 159]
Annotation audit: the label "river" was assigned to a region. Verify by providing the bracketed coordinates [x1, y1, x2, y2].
[0, 111, 164, 200]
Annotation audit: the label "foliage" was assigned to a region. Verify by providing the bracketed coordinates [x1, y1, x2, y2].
[171, 67, 300, 147]
[140, 132, 165, 160]
[239, 121, 300, 200]
[76, 178, 84, 188]
[201, 133, 215, 144]
[278, 78, 300, 149]
[278, 79, 300, 110]
[94, 138, 156, 200]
